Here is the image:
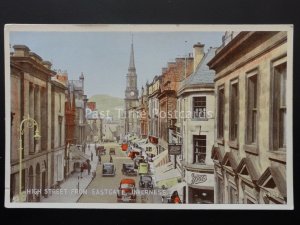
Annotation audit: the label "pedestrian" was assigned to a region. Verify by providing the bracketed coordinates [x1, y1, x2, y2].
[88, 163, 91, 175]
[91, 152, 93, 161]
[98, 155, 101, 165]
[80, 164, 84, 178]
[88, 144, 90, 150]
[171, 191, 181, 204]
[110, 155, 113, 163]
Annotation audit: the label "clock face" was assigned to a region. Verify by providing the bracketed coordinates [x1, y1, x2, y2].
[130, 91, 135, 96]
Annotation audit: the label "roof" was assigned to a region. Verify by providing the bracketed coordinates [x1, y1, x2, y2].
[180, 47, 217, 91]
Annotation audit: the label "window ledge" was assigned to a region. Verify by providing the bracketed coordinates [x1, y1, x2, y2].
[217, 138, 224, 145]
[267, 150, 286, 163]
[228, 141, 239, 149]
[244, 144, 259, 155]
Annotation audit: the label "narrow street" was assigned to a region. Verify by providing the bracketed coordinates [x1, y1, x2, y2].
[78, 142, 163, 203]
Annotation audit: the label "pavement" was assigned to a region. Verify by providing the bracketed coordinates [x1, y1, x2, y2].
[41, 144, 98, 203]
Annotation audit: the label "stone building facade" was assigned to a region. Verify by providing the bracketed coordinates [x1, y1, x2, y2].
[208, 31, 288, 204]
[137, 86, 149, 139]
[147, 75, 161, 147]
[10, 45, 65, 202]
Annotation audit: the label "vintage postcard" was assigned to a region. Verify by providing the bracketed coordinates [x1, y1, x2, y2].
[4, 24, 293, 209]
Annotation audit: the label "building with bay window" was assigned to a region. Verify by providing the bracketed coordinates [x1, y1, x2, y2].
[176, 43, 217, 204]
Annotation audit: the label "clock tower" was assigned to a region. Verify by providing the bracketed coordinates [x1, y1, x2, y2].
[124, 40, 139, 134]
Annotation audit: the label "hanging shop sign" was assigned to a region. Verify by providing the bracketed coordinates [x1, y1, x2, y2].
[168, 144, 182, 155]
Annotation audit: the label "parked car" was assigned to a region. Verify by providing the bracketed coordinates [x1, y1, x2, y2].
[138, 162, 149, 175]
[102, 163, 116, 177]
[128, 151, 139, 160]
[133, 156, 143, 169]
[109, 148, 116, 155]
[122, 163, 137, 176]
[139, 175, 153, 189]
[117, 179, 137, 203]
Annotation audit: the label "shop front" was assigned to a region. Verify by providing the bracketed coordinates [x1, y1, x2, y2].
[186, 170, 214, 204]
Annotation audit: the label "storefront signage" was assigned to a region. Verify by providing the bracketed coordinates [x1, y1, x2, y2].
[186, 171, 214, 187]
[191, 173, 207, 184]
[168, 144, 182, 155]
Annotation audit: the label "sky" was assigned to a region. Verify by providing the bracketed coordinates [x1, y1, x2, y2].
[10, 31, 224, 98]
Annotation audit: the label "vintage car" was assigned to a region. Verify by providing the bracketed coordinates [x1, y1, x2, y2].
[139, 175, 154, 189]
[133, 156, 143, 169]
[102, 163, 116, 177]
[117, 179, 137, 203]
[121, 163, 137, 176]
[138, 162, 149, 175]
[109, 148, 116, 155]
[128, 151, 140, 160]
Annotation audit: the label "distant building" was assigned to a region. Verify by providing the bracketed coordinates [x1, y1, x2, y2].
[147, 75, 161, 146]
[67, 73, 88, 146]
[208, 31, 288, 204]
[157, 56, 193, 155]
[137, 85, 149, 139]
[124, 42, 139, 136]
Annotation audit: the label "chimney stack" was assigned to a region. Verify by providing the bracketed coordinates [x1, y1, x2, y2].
[193, 42, 205, 72]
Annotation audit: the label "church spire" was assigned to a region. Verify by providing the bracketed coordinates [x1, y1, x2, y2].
[129, 35, 135, 70]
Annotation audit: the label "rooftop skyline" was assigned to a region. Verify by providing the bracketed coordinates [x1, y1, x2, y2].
[10, 31, 224, 98]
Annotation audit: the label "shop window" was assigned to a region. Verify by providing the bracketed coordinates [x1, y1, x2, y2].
[230, 80, 239, 142]
[246, 72, 258, 145]
[217, 86, 225, 140]
[217, 177, 224, 203]
[193, 96, 206, 118]
[193, 135, 206, 164]
[272, 60, 287, 151]
[247, 198, 255, 204]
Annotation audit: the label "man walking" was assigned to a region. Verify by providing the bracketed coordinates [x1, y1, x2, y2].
[98, 155, 101, 165]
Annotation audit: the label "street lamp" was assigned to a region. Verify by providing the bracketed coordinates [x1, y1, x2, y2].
[18, 114, 41, 202]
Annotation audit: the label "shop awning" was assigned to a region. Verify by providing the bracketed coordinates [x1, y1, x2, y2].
[140, 143, 158, 156]
[155, 163, 182, 188]
[70, 148, 90, 161]
[153, 150, 169, 167]
[136, 138, 148, 145]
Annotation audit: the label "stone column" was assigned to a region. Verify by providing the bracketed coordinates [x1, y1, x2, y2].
[23, 79, 30, 157]
[29, 83, 35, 154]
[35, 85, 41, 152]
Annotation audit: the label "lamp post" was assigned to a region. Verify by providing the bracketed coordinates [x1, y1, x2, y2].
[18, 114, 41, 202]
